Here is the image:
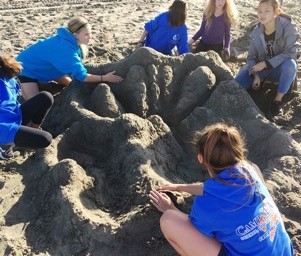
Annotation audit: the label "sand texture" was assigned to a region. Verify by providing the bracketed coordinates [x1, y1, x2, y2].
[0, 0, 301, 255]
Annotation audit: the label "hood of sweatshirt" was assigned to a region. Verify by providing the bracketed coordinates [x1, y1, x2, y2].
[204, 164, 264, 208]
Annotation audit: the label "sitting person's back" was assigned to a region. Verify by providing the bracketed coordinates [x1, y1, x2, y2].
[136, 0, 189, 55]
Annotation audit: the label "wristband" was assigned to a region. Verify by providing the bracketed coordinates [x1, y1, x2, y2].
[100, 75, 102, 82]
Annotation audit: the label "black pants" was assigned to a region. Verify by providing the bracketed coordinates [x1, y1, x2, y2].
[194, 40, 223, 55]
[14, 91, 53, 149]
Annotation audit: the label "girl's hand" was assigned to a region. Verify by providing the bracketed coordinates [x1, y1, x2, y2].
[188, 39, 195, 45]
[222, 48, 230, 61]
[250, 61, 266, 73]
[149, 189, 176, 213]
[156, 183, 178, 191]
[252, 75, 261, 90]
[103, 71, 123, 83]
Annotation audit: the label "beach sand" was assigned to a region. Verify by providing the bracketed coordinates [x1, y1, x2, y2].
[0, 0, 301, 255]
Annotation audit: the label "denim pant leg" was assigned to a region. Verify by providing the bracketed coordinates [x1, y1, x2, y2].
[235, 69, 254, 90]
[265, 59, 297, 94]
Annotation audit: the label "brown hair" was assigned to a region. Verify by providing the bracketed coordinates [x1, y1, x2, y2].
[193, 123, 246, 175]
[0, 54, 22, 79]
[204, 0, 238, 29]
[258, 0, 283, 15]
[68, 16, 89, 34]
[169, 0, 187, 26]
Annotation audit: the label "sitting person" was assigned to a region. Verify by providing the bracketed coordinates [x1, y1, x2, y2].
[188, 0, 238, 60]
[235, 0, 298, 116]
[17, 16, 123, 100]
[149, 123, 294, 256]
[136, 0, 189, 55]
[0, 54, 53, 160]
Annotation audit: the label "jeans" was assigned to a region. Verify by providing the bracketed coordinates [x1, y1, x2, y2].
[235, 58, 297, 94]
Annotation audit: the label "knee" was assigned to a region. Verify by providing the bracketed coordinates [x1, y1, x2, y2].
[281, 59, 297, 73]
[40, 131, 53, 148]
[39, 91, 54, 108]
[160, 210, 177, 232]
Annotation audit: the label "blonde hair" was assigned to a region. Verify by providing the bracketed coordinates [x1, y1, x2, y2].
[68, 17, 89, 34]
[204, 0, 238, 29]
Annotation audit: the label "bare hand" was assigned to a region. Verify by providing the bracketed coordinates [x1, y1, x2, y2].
[252, 75, 261, 90]
[250, 61, 266, 73]
[222, 48, 230, 61]
[104, 71, 123, 83]
[135, 42, 143, 49]
[149, 189, 175, 213]
[188, 39, 195, 45]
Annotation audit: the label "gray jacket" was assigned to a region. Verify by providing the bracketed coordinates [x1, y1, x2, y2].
[247, 16, 299, 69]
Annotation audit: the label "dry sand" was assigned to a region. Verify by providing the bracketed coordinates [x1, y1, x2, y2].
[0, 0, 301, 255]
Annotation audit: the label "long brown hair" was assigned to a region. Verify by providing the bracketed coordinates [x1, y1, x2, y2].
[0, 54, 22, 79]
[169, 0, 187, 26]
[204, 0, 238, 29]
[193, 123, 246, 175]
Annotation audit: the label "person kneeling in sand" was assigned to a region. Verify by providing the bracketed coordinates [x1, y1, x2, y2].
[0, 54, 53, 160]
[149, 123, 294, 256]
[136, 0, 189, 56]
[17, 16, 123, 100]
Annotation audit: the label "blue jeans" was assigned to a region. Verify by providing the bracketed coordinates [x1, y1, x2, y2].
[235, 58, 297, 94]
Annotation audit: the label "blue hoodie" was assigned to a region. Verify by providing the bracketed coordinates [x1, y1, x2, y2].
[144, 11, 189, 55]
[189, 163, 294, 256]
[17, 27, 87, 82]
[0, 74, 22, 145]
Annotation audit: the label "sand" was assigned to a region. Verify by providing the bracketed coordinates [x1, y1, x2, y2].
[0, 0, 301, 255]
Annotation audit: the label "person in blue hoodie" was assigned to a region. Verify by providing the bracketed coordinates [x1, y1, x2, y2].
[136, 0, 189, 55]
[17, 17, 123, 100]
[149, 123, 294, 256]
[0, 54, 53, 160]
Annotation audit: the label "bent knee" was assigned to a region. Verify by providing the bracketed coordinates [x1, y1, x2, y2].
[39, 131, 53, 148]
[39, 91, 54, 107]
[160, 210, 181, 230]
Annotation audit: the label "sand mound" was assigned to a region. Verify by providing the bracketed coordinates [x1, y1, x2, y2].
[1, 48, 300, 255]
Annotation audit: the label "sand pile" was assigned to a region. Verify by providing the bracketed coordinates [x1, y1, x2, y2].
[0, 0, 301, 255]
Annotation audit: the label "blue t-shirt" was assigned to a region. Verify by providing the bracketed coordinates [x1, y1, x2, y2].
[0, 75, 22, 145]
[17, 27, 87, 82]
[144, 11, 189, 55]
[189, 163, 294, 256]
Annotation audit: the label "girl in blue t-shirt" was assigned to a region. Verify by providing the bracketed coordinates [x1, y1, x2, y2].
[149, 123, 294, 256]
[0, 54, 53, 160]
[136, 0, 189, 55]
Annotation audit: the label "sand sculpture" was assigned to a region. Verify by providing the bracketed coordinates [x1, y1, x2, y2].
[1, 48, 300, 255]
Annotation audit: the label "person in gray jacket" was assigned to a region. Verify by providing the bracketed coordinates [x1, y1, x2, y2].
[235, 0, 298, 116]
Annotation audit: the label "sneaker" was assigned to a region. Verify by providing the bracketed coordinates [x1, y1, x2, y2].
[271, 101, 284, 116]
[0, 145, 15, 160]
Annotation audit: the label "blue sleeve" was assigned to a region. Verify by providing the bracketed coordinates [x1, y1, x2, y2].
[52, 49, 87, 82]
[144, 12, 165, 33]
[189, 195, 215, 238]
[177, 26, 189, 54]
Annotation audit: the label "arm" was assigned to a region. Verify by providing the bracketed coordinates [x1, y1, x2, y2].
[267, 23, 298, 68]
[158, 183, 204, 195]
[177, 26, 189, 55]
[246, 34, 259, 68]
[136, 30, 148, 49]
[191, 16, 206, 42]
[224, 22, 231, 50]
[83, 71, 123, 83]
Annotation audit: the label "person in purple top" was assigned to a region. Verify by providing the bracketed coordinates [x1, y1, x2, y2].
[188, 0, 238, 60]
